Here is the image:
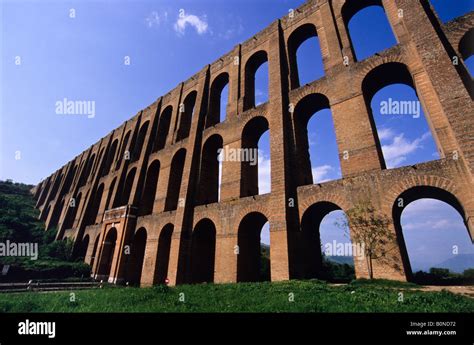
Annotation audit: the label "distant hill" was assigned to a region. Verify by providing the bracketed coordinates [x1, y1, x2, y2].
[326, 256, 354, 266]
[434, 254, 474, 273]
[412, 254, 474, 273]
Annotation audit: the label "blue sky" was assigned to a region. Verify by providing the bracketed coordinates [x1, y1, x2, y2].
[1, 0, 473, 272]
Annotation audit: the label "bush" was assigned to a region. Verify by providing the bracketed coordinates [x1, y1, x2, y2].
[0, 180, 90, 282]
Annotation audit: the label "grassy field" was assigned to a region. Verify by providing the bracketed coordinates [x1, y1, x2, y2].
[0, 279, 473, 313]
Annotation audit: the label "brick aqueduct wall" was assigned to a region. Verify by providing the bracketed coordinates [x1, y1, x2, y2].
[32, 0, 473, 286]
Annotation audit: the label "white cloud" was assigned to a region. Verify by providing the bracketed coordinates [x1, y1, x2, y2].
[174, 14, 209, 36]
[402, 198, 444, 217]
[218, 20, 244, 40]
[258, 150, 271, 194]
[378, 127, 395, 141]
[145, 11, 168, 28]
[382, 132, 431, 168]
[312, 165, 334, 183]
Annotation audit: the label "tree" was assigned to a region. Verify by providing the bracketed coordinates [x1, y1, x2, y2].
[338, 201, 395, 279]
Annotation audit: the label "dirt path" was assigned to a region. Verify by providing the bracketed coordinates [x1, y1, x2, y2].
[416, 285, 474, 298]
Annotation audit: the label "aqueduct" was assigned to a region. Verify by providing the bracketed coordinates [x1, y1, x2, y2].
[33, 0, 474, 286]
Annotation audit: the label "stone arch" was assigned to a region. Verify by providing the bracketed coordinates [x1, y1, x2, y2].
[60, 164, 76, 196]
[164, 149, 186, 211]
[298, 191, 352, 218]
[191, 218, 216, 283]
[459, 28, 474, 84]
[287, 23, 323, 89]
[123, 168, 137, 206]
[240, 116, 270, 197]
[48, 173, 63, 202]
[299, 201, 351, 279]
[116, 130, 131, 171]
[177, 91, 197, 141]
[79, 154, 95, 186]
[154, 106, 173, 151]
[140, 160, 160, 215]
[237, 211, 270, 282]
[125, 227, 147, 285]
[155, 223, 174, 284]
[114, 168, 137, 207]
[390, 185, 471, 281]
[341, 0, 397, 61]
[77, 234, 90, 260]
[197, 134, 223, 205]
[97, 227, 118, 278]
[104, 177, 116, 211]
[459, 28, 474, 63]
[244, 50, 268, 110]
[207, 72, 230, 127]
[132, 121, 149, 162]
[63, 193, 82, 230]
[102, 139, 118, 176]
[48, 198, 65, 230]
[292, 93, 339, 186]
[37, 178, 51, 207]
[361, 61, 439, 169]
[90, 234, 100, 268]
[85, 183, 105, 226]
[93, 148, 105, 176]
[41, 204, 52, 222]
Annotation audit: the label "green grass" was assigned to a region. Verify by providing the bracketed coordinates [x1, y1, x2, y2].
[0, 279, 472, 313]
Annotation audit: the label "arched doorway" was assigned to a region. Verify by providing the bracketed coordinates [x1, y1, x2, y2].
[191, 219, 216, 283]
[237, 212, 270, 282]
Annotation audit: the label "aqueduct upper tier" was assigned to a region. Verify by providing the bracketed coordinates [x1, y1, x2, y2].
[34, 0, 474, 286]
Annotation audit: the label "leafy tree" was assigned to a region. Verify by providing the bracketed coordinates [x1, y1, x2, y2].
[337, 201, 395, 279]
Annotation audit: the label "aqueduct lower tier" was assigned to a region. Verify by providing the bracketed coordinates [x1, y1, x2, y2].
[33, 0, 474, 286]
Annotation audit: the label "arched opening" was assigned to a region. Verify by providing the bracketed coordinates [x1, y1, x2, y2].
[125, 228, 147, 285]
[240, 116, 270, 197]
[237, 212, 270, 282]
[393, 186, 473, 283]
[300, 202, 354, 281]
[197, 135, 223, 205]
[97, 227, 118, 278]
[48, 174, 63, 201]
[363, 62, 440, 169]
[85, 184, 104, 226]
[77, 234, 90, 260]
[79, 154, 95, 187]
[116, 131, 131, 171]
[41, 204, 51, 222]
[92, 148, 104, 176]
[459, 29, 474, 77]
[63, 193, 82, 230]
[191, 219, 216, 283]
[117, 168, 137, 207]
[37, 179, 51, 207]
[90, 235, 100, 268]
[102, 140, 118, 176]
[131, 121, 149, 162]
[244, 50, 268, 110]
[47, 199, 65, 230]
[61, 165, 76, 195]
[287, 23, 324, 89]
[154, 106, 173, 152]
[177, 92, 197, 141]
[342, 1, 397, 61]
[164, 149, 186, 211]
[140, 160, 160, 215]
[207, 73, 229, 127]
[155, 224, 174, 284]
[293, 93, 341, 186]
[104, 178, 116, 211]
